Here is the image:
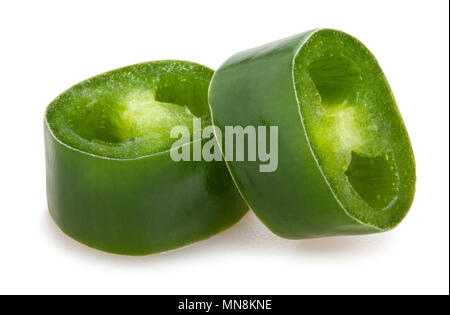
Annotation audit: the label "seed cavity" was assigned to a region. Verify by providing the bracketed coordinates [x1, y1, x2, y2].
[302, 53, 401, 212]
[69, 88, 196, 152]
[345, 151, 400, 211]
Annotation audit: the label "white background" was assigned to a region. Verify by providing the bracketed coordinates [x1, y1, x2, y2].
[0, 0, 448, 295]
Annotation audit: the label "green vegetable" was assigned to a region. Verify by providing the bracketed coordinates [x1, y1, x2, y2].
[45, 60, 248, 255]
[209, 29, 415, 238]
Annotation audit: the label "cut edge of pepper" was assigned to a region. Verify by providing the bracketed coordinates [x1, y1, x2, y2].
[292, 28, 416, 232]
[44, 60, 213, 161]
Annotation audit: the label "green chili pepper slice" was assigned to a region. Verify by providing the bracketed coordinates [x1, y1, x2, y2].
[209, 29, 415, 238]
[45, 60, 248, 255]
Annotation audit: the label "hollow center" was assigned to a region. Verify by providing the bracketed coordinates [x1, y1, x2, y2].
[304, 54, 400, 211]
[345, 151, 399, 211]
[69, 89, 195, 148]
[308, 55, 363, 106]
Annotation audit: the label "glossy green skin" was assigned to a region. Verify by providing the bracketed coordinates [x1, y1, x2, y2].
[45, 61, 247, 255]
[209, 30, 414, 239]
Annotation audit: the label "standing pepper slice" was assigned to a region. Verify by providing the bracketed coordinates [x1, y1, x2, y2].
[45, 60, 247, 255]
[209, 29, 415, 238]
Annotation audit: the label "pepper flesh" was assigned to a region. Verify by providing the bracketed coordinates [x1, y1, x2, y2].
[45, 60, 248, 255]
[208, 29, 415, 238]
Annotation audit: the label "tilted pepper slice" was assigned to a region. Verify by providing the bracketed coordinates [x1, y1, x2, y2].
[209, 29, 415, 238]
[45, 60, 248, 255]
